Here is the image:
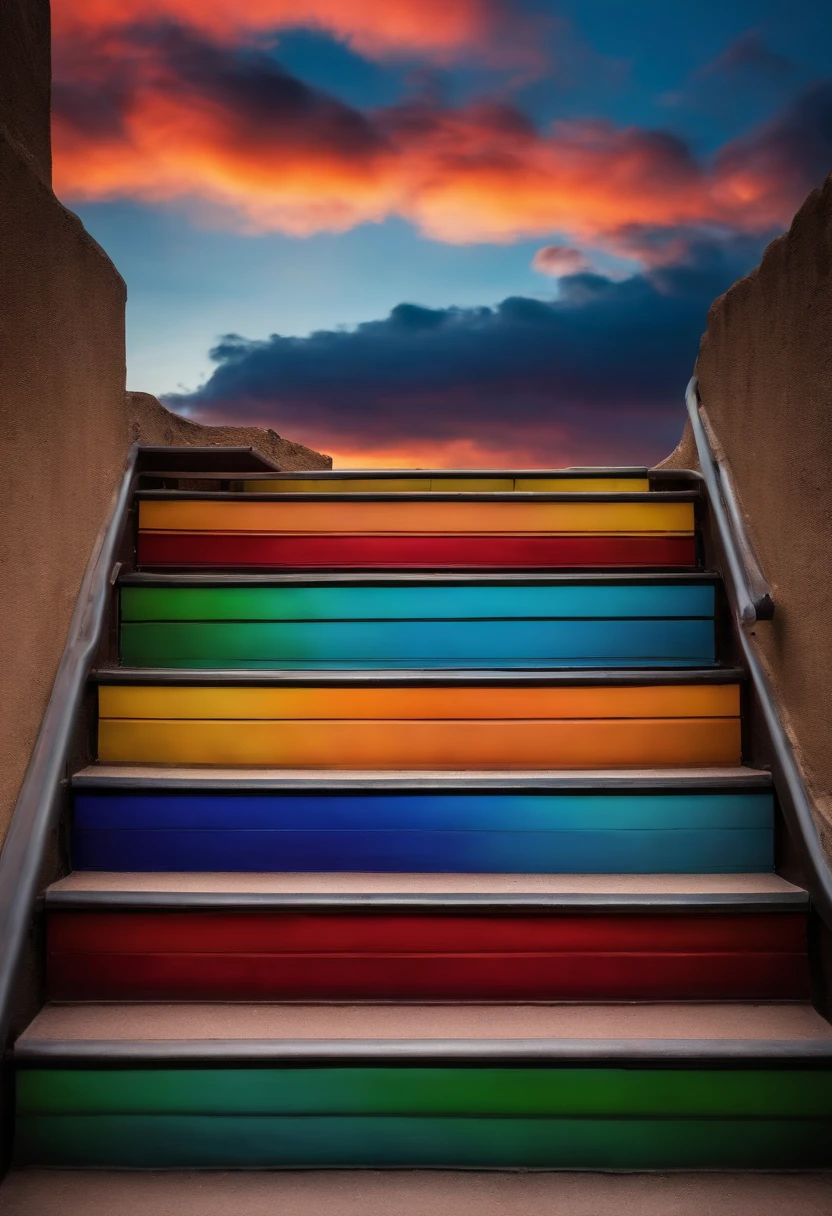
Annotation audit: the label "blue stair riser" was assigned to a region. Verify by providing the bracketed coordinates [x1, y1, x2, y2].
[73, 791, 773, 874]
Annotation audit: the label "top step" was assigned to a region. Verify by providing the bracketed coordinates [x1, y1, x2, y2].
[136, 488, 699, 572]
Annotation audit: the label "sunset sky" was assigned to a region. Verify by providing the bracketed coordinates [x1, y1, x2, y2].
[52, 0, 832, 466]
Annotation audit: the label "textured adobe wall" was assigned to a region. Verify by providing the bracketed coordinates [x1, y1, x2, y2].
[128, 392, 332, 470]
[0, 131, 129, 844]
[660, 173, 832, 849]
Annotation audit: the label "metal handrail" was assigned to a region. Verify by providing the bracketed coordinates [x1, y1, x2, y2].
[0, 445, 139, 1052]
[736, 628, 832, 927]
[687, 378, 832, 927]
[685, 377, 774, 624]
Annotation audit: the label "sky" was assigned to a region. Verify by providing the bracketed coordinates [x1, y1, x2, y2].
[51, 0, 832, 466]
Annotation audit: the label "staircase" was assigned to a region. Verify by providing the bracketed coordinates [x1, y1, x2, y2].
[4, 461, 832, 1208]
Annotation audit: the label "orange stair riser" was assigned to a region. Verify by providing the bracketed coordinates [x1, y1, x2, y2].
[138, 500, 694, 536]
[98, 684, 740, 720]
[98, 718, 741, 768]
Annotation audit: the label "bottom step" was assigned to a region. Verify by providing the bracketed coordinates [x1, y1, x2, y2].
[2, 1171, 832, 1216]
[15, 1003, 832, 1170]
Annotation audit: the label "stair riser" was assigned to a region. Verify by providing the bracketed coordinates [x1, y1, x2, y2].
[98, 719, 741, 768]
[20, 1064, 832, 1116]
[120, 583, 715, 668]
[121, 623, 715, 669]
[71, 791, 774, 874]
[47, 912, 809, 1001]
[97, 683, 742, 768]
[137, 534, 697, 570]
[16, 1114, 832, 1168]
[139, 499, 695, 536]
[16, 1066, 832, 1167]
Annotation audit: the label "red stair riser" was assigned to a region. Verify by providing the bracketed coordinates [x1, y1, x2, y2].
[47, 911, 807, 955]
[47, 950, 810, 1002]
[137, 533, 697, 570]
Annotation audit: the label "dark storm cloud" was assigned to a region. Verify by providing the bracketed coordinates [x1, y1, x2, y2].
[164, 235, 770, 464]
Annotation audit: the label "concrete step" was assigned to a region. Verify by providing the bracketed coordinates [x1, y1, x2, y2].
[74, 763, 773, 789]
[20, 1000, 832, 1044]
[46, 869, 803, 902]
[5, 1170, 832, 1216]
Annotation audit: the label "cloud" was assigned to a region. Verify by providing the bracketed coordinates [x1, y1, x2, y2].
[51, 0, 538, 64]
[714, 81, 832, 219]
[164, 235, 764, 467]
[52, 25, 832, 246]
[661, 30, 796, 110]
[699, 30, 794, 84]
[52, 27, 393, 235]
[532, 245, 591, 276]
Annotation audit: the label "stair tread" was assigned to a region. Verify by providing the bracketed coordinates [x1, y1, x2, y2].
[74, 764, 771, 789]
[47, 871, 801, 898]
[18, 1001, 832, 1046]
[120, 570, 720, 586]
[3, 1169, 832, 1216]
[92, 666, 742, 685]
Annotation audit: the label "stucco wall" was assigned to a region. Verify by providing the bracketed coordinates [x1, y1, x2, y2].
[660, 173, 832, 849]
[0, 129, 129, 845]
[0, 199, 330, 850]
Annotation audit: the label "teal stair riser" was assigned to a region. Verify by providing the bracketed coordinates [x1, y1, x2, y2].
[16, 1113, 832, 1169]
[18, 1066, 832, 1168]
[120, 584, 716, 668]
[120, 620, 715, 668]
[121, 584, 716, 620]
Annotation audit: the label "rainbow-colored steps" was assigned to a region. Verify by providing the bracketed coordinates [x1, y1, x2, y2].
[119, 575, 717, 669]
[136, 490, 697, 570]
[71, 770, 774, 873]
[12, 460, 832, 1177]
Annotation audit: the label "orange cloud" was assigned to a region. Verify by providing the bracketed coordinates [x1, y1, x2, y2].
[306, 434, 615, 470]
[51, 29, 820, 248]
[51, 0, 525, 62]
[183, 415, 662, 470]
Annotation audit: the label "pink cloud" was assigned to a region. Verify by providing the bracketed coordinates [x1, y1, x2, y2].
[532, 245, 591, 276]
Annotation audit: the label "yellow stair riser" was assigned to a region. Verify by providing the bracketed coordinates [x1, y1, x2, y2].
[98, 684, 739, 721]
[138, 500, 694, 536]
[98, 718, 741, 769]
[241, 477, 652, 493]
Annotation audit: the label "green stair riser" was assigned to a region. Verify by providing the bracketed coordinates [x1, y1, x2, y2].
[19, 1067, 832, 1117]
